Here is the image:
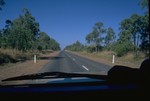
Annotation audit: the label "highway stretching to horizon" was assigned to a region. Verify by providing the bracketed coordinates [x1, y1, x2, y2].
[39, 50, 111, 75]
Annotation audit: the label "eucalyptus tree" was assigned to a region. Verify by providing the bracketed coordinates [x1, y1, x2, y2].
[86, 22, 106, 53]
[105, 27, 116, 50]
[7, 8, 40, 51]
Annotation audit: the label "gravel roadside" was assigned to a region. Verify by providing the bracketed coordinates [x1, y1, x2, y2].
[0, 51, 60, 81]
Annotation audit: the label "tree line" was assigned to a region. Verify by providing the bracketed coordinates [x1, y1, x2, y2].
[0, 8, 60, 52]
[65, 0, 149, 58]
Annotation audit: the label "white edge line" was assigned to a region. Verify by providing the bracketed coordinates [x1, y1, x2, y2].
[82, 65, 89, 71]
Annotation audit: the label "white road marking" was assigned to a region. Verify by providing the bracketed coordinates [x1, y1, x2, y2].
[64, 52, 69, 56]
[82, 65, 89, 71]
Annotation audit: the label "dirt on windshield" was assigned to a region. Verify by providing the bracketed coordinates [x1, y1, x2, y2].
[0, 51, 60, 81]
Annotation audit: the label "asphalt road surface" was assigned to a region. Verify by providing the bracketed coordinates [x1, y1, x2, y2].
[39, 50, 111, 75]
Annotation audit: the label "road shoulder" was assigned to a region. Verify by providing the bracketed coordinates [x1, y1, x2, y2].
[0, 51, 60, 81]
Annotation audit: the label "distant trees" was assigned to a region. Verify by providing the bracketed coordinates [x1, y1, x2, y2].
[0, 8, 60, 52]
[33, 32, 60, 51]
[49, 38, 61, 51]
[65, 41, 85, 51]
[35, 32, 51, 50]
[65, 0, 149, 58]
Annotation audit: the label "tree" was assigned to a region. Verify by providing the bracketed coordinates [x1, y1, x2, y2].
[139, 0, 149, 57]
[65, 41, 84, 51]
[0, 20, 12, 48]
[35, 32, 51, 50]
[114, 30, 134, 57]
[7, 8, 40, 51]
[86, 22, 106, 53]
[0, 8, 40, 51]
[113, 0, 149, 57]
[139, 0, 149, 11]
[0, 8, 60, 52]
[104, 27, 116, 50]
[139, 13, 149, 56]
[117, 0, 149, 57]
[34, 32, 60, 51]
[49, 38, 60, 51]
[118, 14, 147, 57]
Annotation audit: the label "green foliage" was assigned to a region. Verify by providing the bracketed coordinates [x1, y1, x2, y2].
[105, 0, 149, 57]
[65, 41, 85, 51]
[114, 21, 135, 57]
[104, 27, 116, 50]
[117, 12, 149, 57]
[34, 32, 60, 51]
[0, 8, 40, 51]
[49, 38, 60, 51]
[86, 45, 103, 53]
[139, 0, 148, 10]
[113, 41, 134, 57]
[139, 0, 149, 57]
[139, 13, 149, 56]
[66, 0, 149, 58]
[86, 22, 106, 53]
[0, 8, 60, 52]
[34, 32, 50, 50]
[37, 46, 42, 51]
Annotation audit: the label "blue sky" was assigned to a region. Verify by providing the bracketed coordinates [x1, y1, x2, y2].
[0, 0, 145, 49]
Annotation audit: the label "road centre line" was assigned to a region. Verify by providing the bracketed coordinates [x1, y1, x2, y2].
[82, 65, 89, 71]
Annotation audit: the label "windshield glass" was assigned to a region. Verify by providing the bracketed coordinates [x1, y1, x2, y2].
[0, 0, 149, 82]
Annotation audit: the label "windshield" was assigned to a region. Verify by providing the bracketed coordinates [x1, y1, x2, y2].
[0, 0, 149, 83]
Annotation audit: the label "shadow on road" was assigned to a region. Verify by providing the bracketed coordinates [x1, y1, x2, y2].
[38, 56, 64, 60]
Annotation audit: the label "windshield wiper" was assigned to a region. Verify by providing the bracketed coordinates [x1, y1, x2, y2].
[1, 72, 107, 82]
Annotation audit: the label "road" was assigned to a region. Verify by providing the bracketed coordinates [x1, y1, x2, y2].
[39, 50, 111, 75]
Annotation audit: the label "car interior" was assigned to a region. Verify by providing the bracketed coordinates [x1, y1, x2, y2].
[0, 58, 149, 100]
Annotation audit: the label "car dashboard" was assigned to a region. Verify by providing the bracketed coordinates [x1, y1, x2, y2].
[0, 75, 147, 100]
[0, 58, 149, 100]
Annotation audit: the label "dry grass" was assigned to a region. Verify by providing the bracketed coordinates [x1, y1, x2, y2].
[115, 52, 145, 68]
[72, 51, 146, 68]
[0, 48, 25, 58]
[0, 51, 60, 81]
[70, 51, 114, 67]
[0, 48, 39, 64]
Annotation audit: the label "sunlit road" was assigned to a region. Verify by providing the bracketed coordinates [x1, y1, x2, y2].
[39, 51, 111, 75]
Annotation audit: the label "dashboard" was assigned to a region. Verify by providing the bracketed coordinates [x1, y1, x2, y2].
[0, 76, 147, 100]
[1, 58, 149, 100]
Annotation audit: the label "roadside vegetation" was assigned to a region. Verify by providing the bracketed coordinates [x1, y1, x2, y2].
[65, 0, 149, 68]
[0, 1, 60, 65]
[0, 0, 149, 67]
